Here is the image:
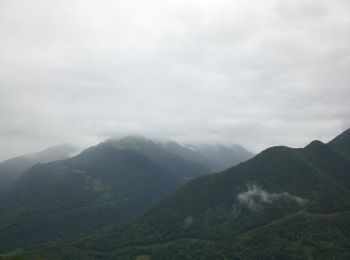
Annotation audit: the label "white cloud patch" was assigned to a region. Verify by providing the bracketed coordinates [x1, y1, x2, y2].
[237, 184, 307, 211]
[183, 216, 193, 228]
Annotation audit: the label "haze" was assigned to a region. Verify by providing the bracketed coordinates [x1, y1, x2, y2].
[0, 0, 349, 160]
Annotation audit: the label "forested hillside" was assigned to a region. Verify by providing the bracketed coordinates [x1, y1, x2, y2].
[36, 129, 350, 259]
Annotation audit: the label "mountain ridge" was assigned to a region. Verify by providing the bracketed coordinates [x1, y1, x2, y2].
[38, 129, 350, 259]
[0, 136, 252, 254]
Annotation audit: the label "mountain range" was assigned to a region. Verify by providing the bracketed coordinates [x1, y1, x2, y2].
[0, 136, 252, 255]
[32, 129, 350, 259]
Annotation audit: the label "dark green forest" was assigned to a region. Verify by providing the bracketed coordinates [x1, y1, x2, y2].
[0, 137, 252, 257]
[29, 129, 350, 259]
[1, 130, 350, 259]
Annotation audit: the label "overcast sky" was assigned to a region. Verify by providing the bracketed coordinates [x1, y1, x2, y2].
[0, 0, 349, 160]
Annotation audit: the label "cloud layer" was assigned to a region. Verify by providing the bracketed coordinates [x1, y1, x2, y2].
[1, 0, 349, 160]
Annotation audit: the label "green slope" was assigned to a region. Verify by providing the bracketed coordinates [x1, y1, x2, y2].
[0, 145, 77, 219]
[0, 137, 216, 254]
[39, 129, 350, 259]
[0, 144, 76, 196]
[233, 211, 350, 260]
[0, 144, 182, 253]
[40, 212, 350, 260]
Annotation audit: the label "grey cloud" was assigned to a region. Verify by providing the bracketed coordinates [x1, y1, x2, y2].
[0, 0, 349, 160]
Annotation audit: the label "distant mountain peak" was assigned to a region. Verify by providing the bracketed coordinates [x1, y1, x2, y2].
[36, 143, 77, 156]
[108, 135, 162, 145]
[103, 136, 159, 152]
[118, 135, 153, 142]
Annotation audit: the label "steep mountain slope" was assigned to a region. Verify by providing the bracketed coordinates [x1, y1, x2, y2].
[0, 136, 216, 254]
[104, 136, 211, 182]
[0, 145, 77, 217]
[44, 129, 350, 259]
[107, 136, 253, 174]
[328, 128, 350, 157]
[162, 141, 254, 172]
[0, 136, 252, 257]
[0, 144, 77, 192]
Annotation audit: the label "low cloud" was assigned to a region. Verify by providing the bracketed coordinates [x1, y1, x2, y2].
[237, 184, 307, 211]
[183, 216, 193, 228]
